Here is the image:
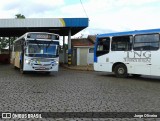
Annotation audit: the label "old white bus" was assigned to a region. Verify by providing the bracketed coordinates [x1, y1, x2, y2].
[94, 28, 160, 77]
[11, 32, 59, 74]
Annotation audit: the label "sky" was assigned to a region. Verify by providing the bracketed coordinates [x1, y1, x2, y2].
[0, 0, 160, 37]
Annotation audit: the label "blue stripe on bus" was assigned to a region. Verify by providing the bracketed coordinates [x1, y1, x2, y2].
[97, 28, 160, 38]
[94, 37, 98, 63]
[94, 54, 97, 62]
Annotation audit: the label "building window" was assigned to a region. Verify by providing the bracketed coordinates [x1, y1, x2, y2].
[89, 48, 94, 53]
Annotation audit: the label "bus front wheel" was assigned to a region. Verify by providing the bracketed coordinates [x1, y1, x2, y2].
[20, 62, 25, 74]
[114, 64, 127, 78]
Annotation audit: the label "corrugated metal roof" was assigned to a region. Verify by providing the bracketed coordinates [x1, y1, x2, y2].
[0, 18, 88, 28]
[0, 18, 61, 27]
[0, 18, 89, 36]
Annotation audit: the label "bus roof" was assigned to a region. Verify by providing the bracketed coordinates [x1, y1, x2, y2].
[97, 28, 160, 38]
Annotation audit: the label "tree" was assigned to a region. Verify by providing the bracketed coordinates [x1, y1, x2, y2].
[0, 37, 8, 49]
[15, 14, 25, 19]
[0, 37, 15, 50]
[0, 14, 26, 52]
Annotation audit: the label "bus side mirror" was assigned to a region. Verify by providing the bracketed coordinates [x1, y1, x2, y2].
[24, 42, 27, 47]
[56, 36, 59, 40]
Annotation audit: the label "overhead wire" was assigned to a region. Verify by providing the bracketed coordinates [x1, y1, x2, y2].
[80, 0, 89, 18]
[79, 0, 90, 37]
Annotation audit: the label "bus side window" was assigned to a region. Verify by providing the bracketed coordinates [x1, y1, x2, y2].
[111, 36, 132, 51]
[134, 34, 159, 51]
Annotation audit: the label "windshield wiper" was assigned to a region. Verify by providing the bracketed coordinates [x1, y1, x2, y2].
[46, 40, 53, 50]
[34, 39, 41, 49]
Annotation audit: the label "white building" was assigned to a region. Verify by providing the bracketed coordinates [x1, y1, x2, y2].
[71, 35, 96, 65]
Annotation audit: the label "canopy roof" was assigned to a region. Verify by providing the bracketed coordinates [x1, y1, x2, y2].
[0, 18, 89, 37]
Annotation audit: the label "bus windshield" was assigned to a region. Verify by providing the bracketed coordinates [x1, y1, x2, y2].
[25, 44, 58, 58]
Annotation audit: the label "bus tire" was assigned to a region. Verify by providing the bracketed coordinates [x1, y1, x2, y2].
[114, 64, 127, 78]
[20, 69, 26, 74]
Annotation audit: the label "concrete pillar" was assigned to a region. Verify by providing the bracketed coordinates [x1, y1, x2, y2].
[68, 29, 72, 66]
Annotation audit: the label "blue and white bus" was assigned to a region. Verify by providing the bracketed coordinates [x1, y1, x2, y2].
[11, 32, 59, 74]
[94, 28, 160, 77]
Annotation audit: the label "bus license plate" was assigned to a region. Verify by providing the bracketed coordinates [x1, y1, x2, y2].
[40, 67, 45, 69]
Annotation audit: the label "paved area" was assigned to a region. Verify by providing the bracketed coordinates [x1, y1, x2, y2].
[0, 64, 160, 121]
[61, 64, 94, 71]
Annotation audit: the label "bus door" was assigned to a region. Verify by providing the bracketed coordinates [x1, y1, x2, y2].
[95, 37, 111, 72]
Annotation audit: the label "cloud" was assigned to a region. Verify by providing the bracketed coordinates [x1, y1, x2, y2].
[1, 0, 65, 18]
[84, 0, 160, 32]
[55, 0, 160, 34]
[0, 0, 160, 35]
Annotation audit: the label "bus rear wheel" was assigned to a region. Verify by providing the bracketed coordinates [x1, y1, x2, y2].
[114, 64, 127, 78]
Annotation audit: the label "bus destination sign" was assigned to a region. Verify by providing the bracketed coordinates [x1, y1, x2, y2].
[27, 33, 59, 40]
[36, 34, 51, 39]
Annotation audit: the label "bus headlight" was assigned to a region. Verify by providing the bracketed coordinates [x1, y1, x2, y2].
[25, 59, 31, 64]
[52, 61, 59, 66]
[55, 61, 59, 64]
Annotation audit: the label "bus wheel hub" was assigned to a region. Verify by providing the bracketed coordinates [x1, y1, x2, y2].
[118, 68, 124, 74]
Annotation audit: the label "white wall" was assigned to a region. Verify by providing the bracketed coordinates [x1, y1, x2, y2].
[76, 47, 94, 65]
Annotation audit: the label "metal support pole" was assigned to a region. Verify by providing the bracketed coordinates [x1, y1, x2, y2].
[68, 29, 72, 66]
[63, 36, 66, 64]
[0, 37, 1, 54]
[9, 37, 11, 64]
